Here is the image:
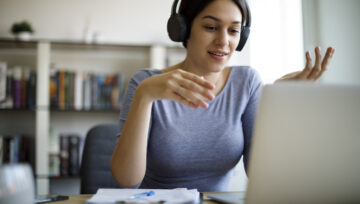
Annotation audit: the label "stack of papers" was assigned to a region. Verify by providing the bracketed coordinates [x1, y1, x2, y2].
[86, 188, 200, 204]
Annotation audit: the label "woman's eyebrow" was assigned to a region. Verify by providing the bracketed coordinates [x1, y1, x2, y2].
[202, 15, 241, 24]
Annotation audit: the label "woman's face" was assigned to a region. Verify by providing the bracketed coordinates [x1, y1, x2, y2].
[185, 0, 242, 73]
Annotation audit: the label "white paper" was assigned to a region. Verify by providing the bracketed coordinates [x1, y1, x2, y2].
[86, 188, 200, 204]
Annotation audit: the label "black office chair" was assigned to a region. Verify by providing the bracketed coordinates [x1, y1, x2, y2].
[80, 124, 122, 194]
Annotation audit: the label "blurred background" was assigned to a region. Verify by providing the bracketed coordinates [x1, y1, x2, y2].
[0, 0, 359, 196]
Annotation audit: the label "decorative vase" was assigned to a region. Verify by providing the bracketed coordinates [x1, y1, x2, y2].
[16, 32, 32, 41]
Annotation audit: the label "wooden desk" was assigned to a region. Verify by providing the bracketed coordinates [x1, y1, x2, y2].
[54, 195, 91, 204]
[52, 192, 239, 204]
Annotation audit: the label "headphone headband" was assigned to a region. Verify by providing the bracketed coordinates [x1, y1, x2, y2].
[171, 0, 180, 14]
[244, 1, 251, 27]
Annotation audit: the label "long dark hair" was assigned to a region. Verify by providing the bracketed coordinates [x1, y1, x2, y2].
[179, 0, 248, 47]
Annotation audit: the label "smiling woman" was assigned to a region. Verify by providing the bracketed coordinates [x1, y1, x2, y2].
[110, 0, 335, 192]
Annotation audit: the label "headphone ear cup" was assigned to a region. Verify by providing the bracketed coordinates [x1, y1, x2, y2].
[167, 14, 188, 42]
[236, 26, 250, 51]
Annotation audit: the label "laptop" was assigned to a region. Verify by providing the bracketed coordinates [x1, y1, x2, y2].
[208, 83, 360, 204]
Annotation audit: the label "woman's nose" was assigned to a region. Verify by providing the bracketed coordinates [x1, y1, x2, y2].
[214, 29, 228, 47]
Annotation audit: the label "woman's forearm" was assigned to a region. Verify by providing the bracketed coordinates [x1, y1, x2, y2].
[110, 84, 153, 187]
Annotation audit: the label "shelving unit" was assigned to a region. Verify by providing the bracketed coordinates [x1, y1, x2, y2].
[0, 38, 186, 194]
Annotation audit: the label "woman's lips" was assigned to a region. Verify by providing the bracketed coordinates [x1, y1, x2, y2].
[208, 51, 229, 60]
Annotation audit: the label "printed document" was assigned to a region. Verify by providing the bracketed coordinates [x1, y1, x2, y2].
[86, 188, 200, 204]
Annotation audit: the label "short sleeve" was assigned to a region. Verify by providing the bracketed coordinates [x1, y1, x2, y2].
[117, 69, 160, 137]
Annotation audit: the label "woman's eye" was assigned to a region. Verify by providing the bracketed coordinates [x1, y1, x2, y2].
[230, 29, 240, 34]
[204, 26, 217, 31]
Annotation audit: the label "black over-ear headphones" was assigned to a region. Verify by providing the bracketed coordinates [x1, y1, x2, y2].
[167, 0, 251, 51]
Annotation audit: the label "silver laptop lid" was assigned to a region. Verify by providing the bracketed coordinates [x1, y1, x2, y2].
[246, 83, 360, 204]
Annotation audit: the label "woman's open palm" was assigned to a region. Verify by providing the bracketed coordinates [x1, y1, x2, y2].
[276, 47, 335, 82]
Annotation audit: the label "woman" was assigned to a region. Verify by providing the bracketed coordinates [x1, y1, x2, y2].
[110, 0, 335, 191]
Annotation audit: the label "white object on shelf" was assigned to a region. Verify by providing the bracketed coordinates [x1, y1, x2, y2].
[17, 32, 32, 41]
[150, 45, 166, 69]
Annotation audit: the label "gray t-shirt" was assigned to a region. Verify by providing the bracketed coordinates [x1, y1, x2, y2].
[118, 66, 262, 192]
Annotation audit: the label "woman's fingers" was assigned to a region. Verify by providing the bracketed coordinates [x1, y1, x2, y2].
[177, 87, 209, 109]
[175, 77, 214, 100]
[297, 51, 312, 79]
[321, 47, 335, 70]
[314, 47, 335, 80]
[181, 89, 209, 109]
[166, 77, 210, 109]
[275, 46, 334, 82]
[299, 46, 335, 81]
[170, 91, 199, 109]
[178, 69, 215, 89]
[172, 69, 215, 108]
[307, 47, 322, 80]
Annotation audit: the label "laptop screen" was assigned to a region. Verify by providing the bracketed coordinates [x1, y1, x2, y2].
[246, 83, 360, 203]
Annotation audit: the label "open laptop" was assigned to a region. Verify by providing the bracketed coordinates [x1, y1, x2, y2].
[208, 83, 360, 204]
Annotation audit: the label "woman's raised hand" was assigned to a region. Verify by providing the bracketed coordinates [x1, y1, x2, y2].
[276, 46, 335, 82]
[138, 69, 215, 109]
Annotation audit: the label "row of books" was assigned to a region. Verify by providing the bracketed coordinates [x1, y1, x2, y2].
[0, 132, 83, 177]
[50, 69, 126, 110]
[49, 133, 84, 177]
[0, 61, 126, 111]
[0, 134, 34, 165]
[0, 62, 36, 109]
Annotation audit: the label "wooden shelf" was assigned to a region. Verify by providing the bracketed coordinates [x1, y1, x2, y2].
[50, 108, 119, 113]
[0, 37, 184, 51]
[0, 108, 36, 112]
[37, 175, 80, 179]
[0, 38, 38, 49]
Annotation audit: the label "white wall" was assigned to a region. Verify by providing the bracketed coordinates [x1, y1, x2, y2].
[0, 0, 175, 45]
[302, 0, 360, 85]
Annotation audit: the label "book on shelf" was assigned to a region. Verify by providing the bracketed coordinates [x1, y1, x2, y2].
[50, 69, 125, 111]
[60, 135, 69, 176]
[1, 67, 14, 108]
[0, 134, 34, 166]
[48, 128, 60, 177]
[74, 71, 83, 110]
[58, 70, 65, 110]
[68, 135, 80, 176]
[49, 153, 60, 177]
[49, 69, 59, 109]
[0, 62, 6, 102]
[0, 137, 3, 164]
[27, 70, 36, 109]
[13, 66, 22, 109]
[49, 133, 82, 177]
[83, 73, 91, 110]
[0, 64, 36, 110]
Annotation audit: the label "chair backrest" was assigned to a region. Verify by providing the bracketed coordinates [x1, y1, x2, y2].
[80, 123, 122, 194]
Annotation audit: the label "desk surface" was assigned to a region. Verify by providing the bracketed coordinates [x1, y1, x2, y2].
[53, 192, 239, 204]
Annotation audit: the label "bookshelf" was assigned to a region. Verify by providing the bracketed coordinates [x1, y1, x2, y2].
[0, 38, 186, 194]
